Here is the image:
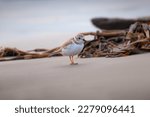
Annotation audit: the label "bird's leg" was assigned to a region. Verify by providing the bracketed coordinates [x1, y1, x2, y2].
[70, 56, 78, 65]
[71, 56, 74, 64]
[69, 56, 73, 64]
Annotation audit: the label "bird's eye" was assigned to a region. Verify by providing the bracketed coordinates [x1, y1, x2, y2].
[78, 37, 80, 39]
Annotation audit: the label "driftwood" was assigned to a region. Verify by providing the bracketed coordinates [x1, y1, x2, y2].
[0, 22, 150, 62]
[0, 47, 62, 62]
[79, 22, 150, 58]
[81, 30, 126, 37]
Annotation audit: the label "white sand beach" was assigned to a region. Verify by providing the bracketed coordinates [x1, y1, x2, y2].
[0, 53, 149, 100]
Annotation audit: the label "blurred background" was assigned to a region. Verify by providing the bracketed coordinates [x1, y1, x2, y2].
[0, 0, 150, 50]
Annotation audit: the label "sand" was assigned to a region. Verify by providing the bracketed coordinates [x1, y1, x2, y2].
[0, 53, 150, 100]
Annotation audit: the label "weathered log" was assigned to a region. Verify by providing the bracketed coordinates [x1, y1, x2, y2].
[27, 48, 49, 52]
[81, 30, 126, 38]
[0, 47, 62, 62]
[0, 47, 29, 57]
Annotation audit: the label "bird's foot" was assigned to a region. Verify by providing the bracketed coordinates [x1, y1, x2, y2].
[70, 63, 78, 65]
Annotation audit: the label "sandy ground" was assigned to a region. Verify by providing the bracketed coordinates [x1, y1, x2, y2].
[0, 53, 150, 100]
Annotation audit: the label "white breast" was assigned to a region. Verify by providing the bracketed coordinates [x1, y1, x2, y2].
[61, 43, 84, 56]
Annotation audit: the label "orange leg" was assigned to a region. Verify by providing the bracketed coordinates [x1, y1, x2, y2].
[69, 56, 73, 64]
[69, 56, 78, 65]
[71, 56, 74, 64]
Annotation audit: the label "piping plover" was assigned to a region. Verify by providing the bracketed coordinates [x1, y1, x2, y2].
[49, 34, 85, 65]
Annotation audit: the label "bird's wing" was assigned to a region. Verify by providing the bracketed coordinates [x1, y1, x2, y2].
[61, 38, 74, 48]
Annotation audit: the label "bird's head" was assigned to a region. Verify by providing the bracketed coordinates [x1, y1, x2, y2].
[74, 34, 85, 44]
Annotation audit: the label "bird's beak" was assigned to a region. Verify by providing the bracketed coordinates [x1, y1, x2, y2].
[83, 39, 86, 42]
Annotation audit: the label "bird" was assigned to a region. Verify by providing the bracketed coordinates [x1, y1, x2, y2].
[49, 34, 85, 65]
